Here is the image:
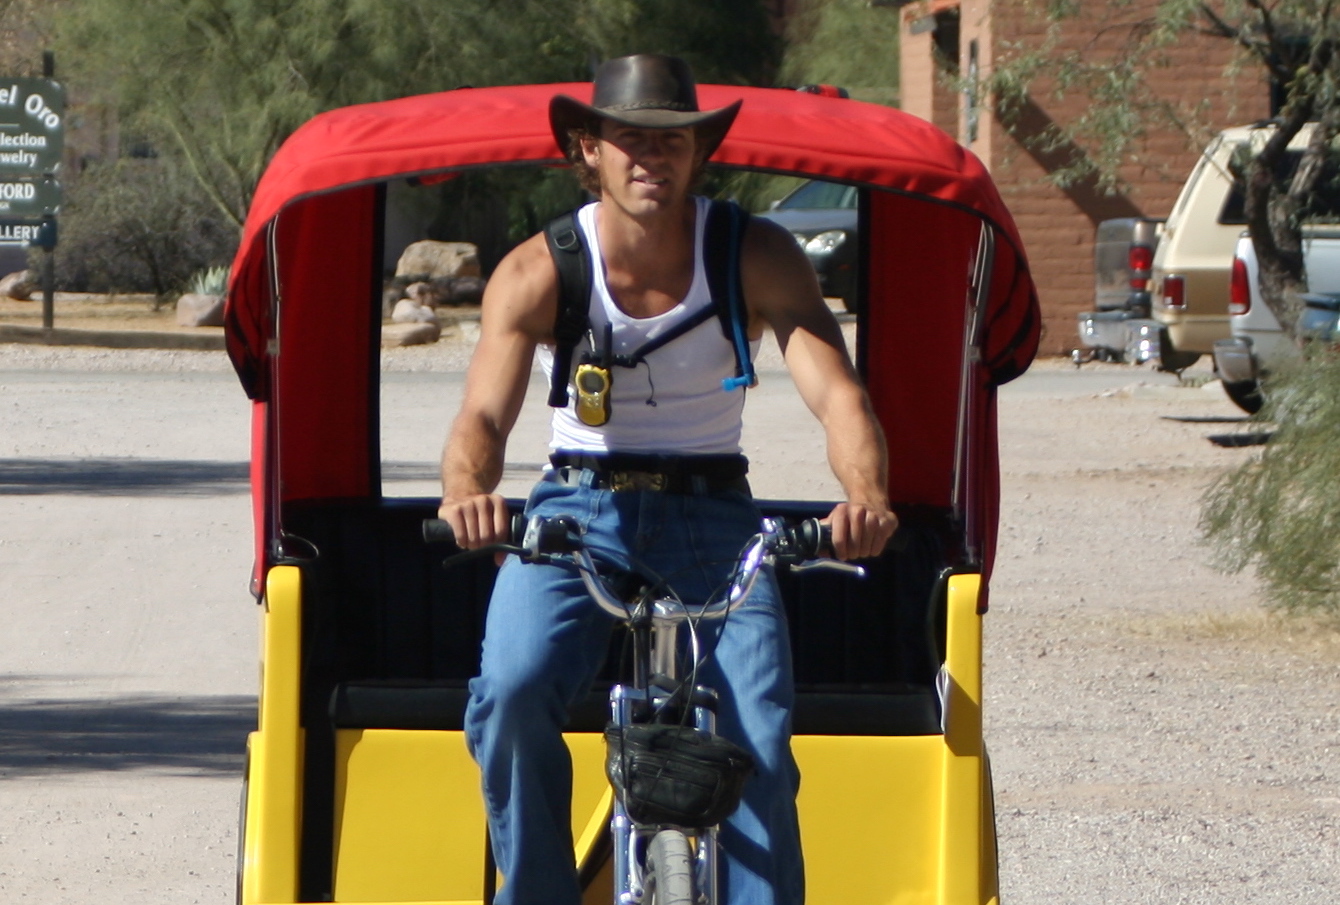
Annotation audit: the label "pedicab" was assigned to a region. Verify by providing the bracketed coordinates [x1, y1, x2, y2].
[225, 80, 1040, 905]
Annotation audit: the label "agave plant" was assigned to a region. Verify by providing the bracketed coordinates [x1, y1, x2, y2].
[189, 265, 230, 296]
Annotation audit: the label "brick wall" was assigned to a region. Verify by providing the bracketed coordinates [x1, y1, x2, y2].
[901, 4, 966, 139]
[905, 0, 1270, 356]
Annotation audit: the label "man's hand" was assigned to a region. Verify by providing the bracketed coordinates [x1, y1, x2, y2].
[438, 493, 513, 550]
[824, 502, 898, 561]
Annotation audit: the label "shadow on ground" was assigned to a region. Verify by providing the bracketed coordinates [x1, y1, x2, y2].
[1207, 431, 1274, 447]
[0, 691, 255, 776]
[0, 458, 250, 496]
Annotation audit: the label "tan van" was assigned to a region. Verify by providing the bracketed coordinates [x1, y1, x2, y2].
[1150, 124, 1315, 370]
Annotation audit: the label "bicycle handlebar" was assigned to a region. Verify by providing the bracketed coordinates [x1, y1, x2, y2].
[422, 513, 529, 546]
[422, 514, 864, 623]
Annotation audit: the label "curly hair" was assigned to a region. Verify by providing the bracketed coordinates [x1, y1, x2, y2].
[564, 126, 603, 196]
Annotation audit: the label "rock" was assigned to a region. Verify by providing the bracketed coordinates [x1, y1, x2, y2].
[391, 298, 440, 325]
[176, 292, 226, 327]
[405, 279, 453, 308]
[395, 241, 481, 282]
[448, 275, 486, 304]
[1, 270, 35, 300]
[382, 284, 406, 318]
[382, 321, 441, 347]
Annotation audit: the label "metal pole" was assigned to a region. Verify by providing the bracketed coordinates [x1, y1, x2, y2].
[41, 51, 56, 331]
[41, 234, 54, 330]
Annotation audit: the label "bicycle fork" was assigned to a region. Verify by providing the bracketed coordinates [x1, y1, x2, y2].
[608, 682, 721, 905]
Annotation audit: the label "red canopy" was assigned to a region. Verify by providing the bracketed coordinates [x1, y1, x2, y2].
[225, 82, 1039, 594]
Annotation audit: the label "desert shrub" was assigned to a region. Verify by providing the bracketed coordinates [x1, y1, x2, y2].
[44, 158, 237, 301]
[1201, 349, 1340, 615]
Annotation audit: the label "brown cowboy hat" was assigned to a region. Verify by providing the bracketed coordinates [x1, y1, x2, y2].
[549, 54, 742, 161]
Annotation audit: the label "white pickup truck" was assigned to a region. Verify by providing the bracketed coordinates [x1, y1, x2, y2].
[1212, 227, 1340, 412]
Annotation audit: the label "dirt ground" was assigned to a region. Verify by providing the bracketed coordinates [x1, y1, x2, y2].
[0, 314, 1337, 902]
[0, 293, 189, 333]
[986, 358, 1339, 902]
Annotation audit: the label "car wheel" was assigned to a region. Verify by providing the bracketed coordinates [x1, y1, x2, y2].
[1155, 328, 1201, 372]
[1222, 378, 1264, 414]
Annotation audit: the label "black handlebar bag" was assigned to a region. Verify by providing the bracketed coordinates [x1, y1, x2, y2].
[605, 723, 756, 828]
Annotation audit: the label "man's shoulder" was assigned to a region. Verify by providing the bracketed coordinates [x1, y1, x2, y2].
[741, 210, 800, 259]
[499, 230, 559, 279]
[479, 232, 560, 335]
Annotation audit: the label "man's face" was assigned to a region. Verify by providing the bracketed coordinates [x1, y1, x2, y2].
[582, 121, 701, 215]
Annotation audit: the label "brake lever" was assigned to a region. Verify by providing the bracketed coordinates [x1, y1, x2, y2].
[789, 558, 866, 579]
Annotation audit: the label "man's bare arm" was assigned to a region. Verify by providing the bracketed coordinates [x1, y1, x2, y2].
[742, 216, 897, 560]
[439, 233, 557, 548]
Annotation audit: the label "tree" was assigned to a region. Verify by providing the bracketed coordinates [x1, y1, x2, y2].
[779, 0, 901, 106]
[0, 0, 55, 75]
[53, 0, 779, 230]
[1201, 348, 1340, 616]
[981, 0, 1340, 337]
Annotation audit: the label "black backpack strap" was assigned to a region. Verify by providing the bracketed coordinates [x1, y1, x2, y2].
[614, 304, 717, 367]
[544, 210, 592, 407]
[704, 199, 757, 390]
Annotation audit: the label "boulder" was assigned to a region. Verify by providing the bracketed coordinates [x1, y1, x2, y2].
[406, 279, 454, 308]
[395, 241, 481, 282]
[176, 292, 226, 327]
[382, 321, 441, 347]
[382, 283, 409, 319]
[448, 275, 486, 304]
[0, 270, 35, 300]
[391, 298, 440, 325]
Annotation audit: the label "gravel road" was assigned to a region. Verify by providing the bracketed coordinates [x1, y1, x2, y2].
[0, 337, 1335, 903]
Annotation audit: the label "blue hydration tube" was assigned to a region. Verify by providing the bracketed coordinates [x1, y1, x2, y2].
[722, 203, 758, 392]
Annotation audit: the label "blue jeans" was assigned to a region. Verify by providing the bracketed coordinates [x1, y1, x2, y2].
[463, 469, 804, 905]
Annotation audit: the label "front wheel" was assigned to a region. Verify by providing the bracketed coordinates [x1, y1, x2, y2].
[645, 829, 696, 905]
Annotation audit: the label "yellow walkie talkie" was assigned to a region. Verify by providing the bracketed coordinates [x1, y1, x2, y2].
[574, 362, 612, 426]
[574, 324, 614, 426]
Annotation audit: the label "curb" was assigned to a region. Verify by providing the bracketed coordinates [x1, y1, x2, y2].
[0, 324, 226, 351]
[0, 310, 488, 352]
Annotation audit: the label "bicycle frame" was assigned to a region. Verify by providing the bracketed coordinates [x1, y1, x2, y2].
[556, 517, 856, 905]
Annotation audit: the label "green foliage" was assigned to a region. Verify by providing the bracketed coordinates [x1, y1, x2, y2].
[54, 0, 780, 229]
[575, 0, 779, 84]
[48, 157, 236, 300]
[779, 0, 900, 106]
[1201, 350, 1340, 615]
[190, 264, 230, 296]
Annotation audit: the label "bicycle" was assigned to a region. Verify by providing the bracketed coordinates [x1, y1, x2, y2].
[424, 512, 864, 905]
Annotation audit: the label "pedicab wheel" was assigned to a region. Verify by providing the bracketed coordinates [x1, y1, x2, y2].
[645, 829, 695, 905]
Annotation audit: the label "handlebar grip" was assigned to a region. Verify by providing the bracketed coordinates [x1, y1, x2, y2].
[792, 518, 831, 559]
[422, 518, 457, 545]
[422, 513, 528, 545]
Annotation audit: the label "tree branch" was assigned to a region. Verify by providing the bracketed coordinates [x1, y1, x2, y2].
[1199, 2, 1292, 83]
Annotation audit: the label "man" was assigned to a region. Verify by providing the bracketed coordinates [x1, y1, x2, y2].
[438, 54, 896, 905]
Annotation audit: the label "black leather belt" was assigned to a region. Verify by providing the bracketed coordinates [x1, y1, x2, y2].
[549, 452, 750, 495]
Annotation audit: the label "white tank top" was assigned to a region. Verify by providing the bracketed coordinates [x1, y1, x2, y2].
[538, 197, 760, 455]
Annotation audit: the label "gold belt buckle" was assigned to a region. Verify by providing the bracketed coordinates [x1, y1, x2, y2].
[609, 470, 667, 492]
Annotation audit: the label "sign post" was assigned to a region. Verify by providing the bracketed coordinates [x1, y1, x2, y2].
[0, 73, 64, 327]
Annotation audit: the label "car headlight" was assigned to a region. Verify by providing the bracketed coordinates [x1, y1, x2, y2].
[803, 230, 848, 256]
